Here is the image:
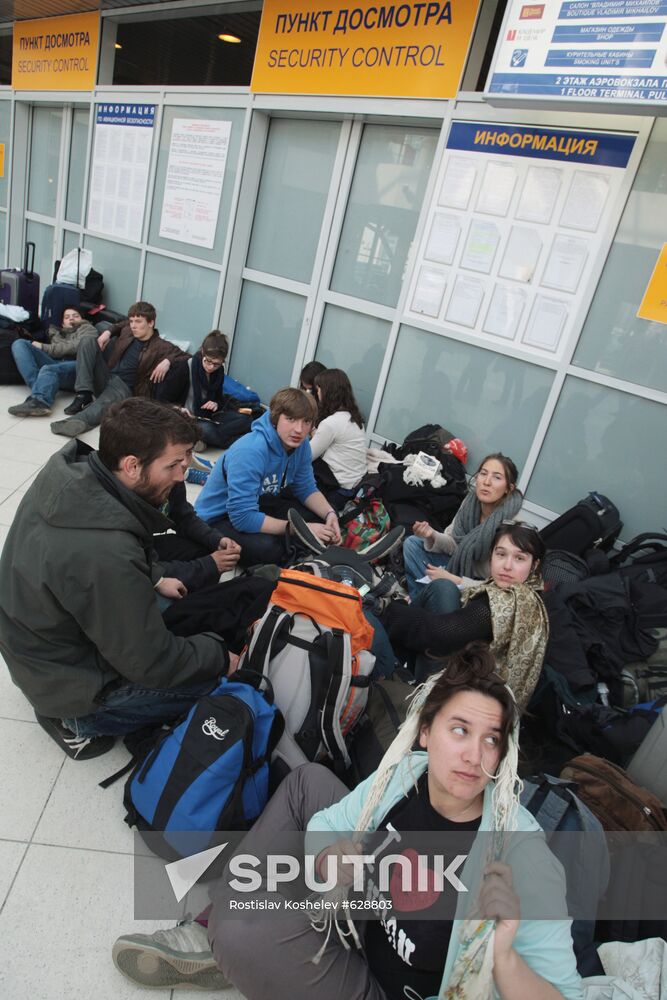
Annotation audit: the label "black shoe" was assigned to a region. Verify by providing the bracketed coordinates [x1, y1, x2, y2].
[287, 508, 327, 554]
[63, 391, 93, 416]
[35, 713, 115, 760]
[8, 396, 52, 416]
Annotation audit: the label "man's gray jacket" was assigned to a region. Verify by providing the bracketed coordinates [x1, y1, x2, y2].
[0, 441, 226, 717]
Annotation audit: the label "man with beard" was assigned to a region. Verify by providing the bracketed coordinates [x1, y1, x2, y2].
[0, 399, 230, 760]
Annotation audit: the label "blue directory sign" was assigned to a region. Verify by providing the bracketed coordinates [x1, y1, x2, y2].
[486, 1, 667, 107]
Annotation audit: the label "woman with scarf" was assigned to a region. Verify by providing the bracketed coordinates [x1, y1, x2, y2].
[403, 453, 521, 600]
[386, 522, 548, 705]
[111, 643, 581, 999]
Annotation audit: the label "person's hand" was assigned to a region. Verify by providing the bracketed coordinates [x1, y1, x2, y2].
[211, 539, 241, 572]
[413, 520, 435, 541]
[315, 838, 363, 887]
[201, 400, 219, 412]
[180, 407, 193, 418]
[309, 520, 339, 546]
[150, 358, 171, 383]
[479, 862, 520, 961]
[31, 341, 44, 350]
[227, 651, 240, 675]
[156, 577, 187, 600]
[97, 329, 111, 350]
[425, 565, 461, 585]
[326, 511, 341, 544]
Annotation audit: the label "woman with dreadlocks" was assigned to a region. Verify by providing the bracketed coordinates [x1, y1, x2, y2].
[112, 643, 581, 1000]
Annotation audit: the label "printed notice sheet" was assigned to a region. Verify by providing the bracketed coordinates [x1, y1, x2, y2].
[88, 104, 155, 243]
[159, 118, 231, 249]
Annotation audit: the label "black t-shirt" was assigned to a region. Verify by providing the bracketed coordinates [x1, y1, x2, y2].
[111, 337, 144, 389]
[362, 774, 481, 1000]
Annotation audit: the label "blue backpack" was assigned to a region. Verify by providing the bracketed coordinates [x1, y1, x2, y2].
[223, 373, 260, 406]
[123, 674, 283, 861]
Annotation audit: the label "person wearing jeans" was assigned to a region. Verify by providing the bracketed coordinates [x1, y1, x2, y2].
[8, 306, 97, 417]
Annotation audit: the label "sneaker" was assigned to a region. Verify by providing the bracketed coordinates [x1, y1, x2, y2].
[35, 714, 115, 760]
[190, 452, 213, 473]
[8, 396, 53, 416]
[63, 391, 93, 416]
[186, 467, 210, 486]
[50, 417, 90, 438]
[287, 508, 326, 554]
[112, 917, 229, 991]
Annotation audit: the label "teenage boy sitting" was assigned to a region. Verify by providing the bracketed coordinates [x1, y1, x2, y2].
[195, 387, 341, 566]
[50, 301, 190, 437]
[8, 306, 97, 416]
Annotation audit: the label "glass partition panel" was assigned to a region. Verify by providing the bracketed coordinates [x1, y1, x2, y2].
[526, 377, 667, 540]
[331, 124, 437, 308]
[28, 108, 62, 217]
[573, 119, 667, 394]
[143, 253, 219, 348]
[0, 212, 6, 266]
[26, 220, 54, 287]
[376, 325, 554, 471]
[229, 281, 306, 404]
[63, 230, 79, 256]
[83, 235, 141, 314]
[247, 118, 341, 283]
[148, 106, 245, 264]
[66, 107, 90, 224]
[0, 101, 10, 208]
[314, 304, 391, 423]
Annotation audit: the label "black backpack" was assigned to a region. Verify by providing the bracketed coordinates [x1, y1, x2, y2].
[609, 532, 667, 591]
[540, 492, 622, 556]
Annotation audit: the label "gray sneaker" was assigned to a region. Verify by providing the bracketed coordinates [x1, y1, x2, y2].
[8, 396, 52, 416]
[50, 417, 90, 438]
[112, 917, 229, 991]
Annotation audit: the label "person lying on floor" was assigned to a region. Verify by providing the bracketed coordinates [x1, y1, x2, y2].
[195, 387, 341, 567]
[112, 642, 583, 1000]
[50, 300, 190, 438]
[0, 398, 230, 761]
[8, 305, 97, 417]
[310, 367, 367, 510]
[385, 522, 548, 710]
[402, 452, 522, 600]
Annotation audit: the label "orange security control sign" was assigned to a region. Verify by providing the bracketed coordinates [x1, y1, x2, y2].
[252, 0, 481, 98]
[13, 12, 100, 91]
[637, 244, 667, 326]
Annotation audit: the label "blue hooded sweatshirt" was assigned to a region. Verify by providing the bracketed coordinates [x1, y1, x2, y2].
[194, 409, 318, 531]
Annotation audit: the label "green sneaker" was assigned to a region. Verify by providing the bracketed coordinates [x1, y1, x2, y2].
[112, 917, 229, 991]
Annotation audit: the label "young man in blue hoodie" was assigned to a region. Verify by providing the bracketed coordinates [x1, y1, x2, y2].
[195, 387, 341, 566]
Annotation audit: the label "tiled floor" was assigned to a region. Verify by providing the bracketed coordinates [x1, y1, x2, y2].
[0, 382, 244, 1000]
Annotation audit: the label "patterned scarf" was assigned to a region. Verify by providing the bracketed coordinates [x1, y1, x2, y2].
[461, 574, 549, 713]
[448, 486, 523, 579]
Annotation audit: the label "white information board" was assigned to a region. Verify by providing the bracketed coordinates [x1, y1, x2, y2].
[486, 0, 667, 107]
[87, 104, 155, 244]
[159, 118, 232, 249]
[405, 120, 635, 359]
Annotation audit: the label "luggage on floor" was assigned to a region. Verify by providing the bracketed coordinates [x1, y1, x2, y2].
[347, 674, 415, 785]
[560, 753, 667, 833]
[0, 242, 40, 319]
[222, 373, 260, 406]
[540, 492, 622, 555]
[0, 327, 24, 385]
[610, 532, 667, 590]
[40, 282, 81, 330]
[541, 549, 591, 587]
[377, 453, 467, 532]
[340, 492, 391, 550]
[237, 568, 376, 771]
[124, 674, 283, 862]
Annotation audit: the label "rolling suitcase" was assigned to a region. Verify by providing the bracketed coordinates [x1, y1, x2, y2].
[0, 328, 24, 385]
[41, 247, 82, 329]
[0, 242, 40, 319]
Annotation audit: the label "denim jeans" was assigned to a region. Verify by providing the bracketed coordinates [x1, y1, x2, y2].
[402, 533, 451, 600]
[62, 678, 218, 738]
[11, 340, 76, 406]
[410, 578, 462, 683]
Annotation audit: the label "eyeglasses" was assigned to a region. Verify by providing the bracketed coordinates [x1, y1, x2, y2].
[202, 356, 224, 369]
[501, 519, 540, 533]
